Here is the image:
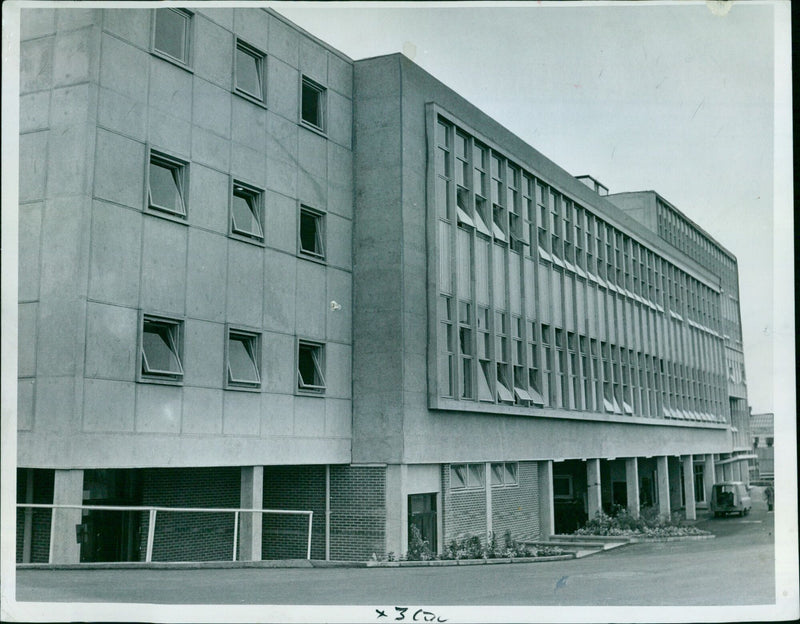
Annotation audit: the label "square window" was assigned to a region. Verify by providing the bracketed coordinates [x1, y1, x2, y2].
[148, 152, 187, 218]
[450, 464, 467, 489]
[504, 462, 518, 485]
[553, 474, 573, 499]
[491, 463, 504, 486]
[227, 329, 261, 389]
[153, 8, 192, 66]
[301, 76, 326, 131]
[299, 206, 325, 260]
[235, 40, 265, 102]
[230, 181, 264, 242]
[140, 316, 183, 382]
[468, 463, 485, 488]
[297, 340, 326, 394]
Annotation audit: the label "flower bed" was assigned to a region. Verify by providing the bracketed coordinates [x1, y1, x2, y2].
[572, 506, 711, 538]
[379, 527, 566, 563]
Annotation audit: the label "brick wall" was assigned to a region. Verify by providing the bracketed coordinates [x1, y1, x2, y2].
[491, 461, 540, 542]
[329, 465, 386, 561]
[138, 467, 240, 562]
[262, 466, 326, 560]
[16, 468, 54, 563]
[441, 464, 487, 545]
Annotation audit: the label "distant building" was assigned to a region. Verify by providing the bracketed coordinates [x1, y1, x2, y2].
[17, 6, 752, 564]
[750, 412, 774, 480]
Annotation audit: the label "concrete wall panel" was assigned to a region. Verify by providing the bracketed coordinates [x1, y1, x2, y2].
[183, 319, 224, 388]
[84, 302, 138, 381]
[223, 391, 261, 436]
[102, 9, 150, 49]
[187, 164, 228, 234]
[88, 200, 142, 306]
[99, 33, 148, 101]
[293, 396, 325, 437]
[140, 217, 188, 315]
[233, 8, 269, 52]
[231, 142, 267, 190]
[262, 249, 296, 333]
[148, 108, 192, 158]
[192, 78, 232, 139]
[324, 342, 351, 400]
[266, 157, 297, 200]
[135, 383, 182, 433]
[97, 87, 147, 141]
[39, 197, 85, 300]
[93, 129, 145, 209]
[195, 8, 233, 31]
[18, 303, 38, 378]
[194, 16, 233, 89]
[149, 59, 193, 122]
[191, 127, 230, 173]
[186, 229, 227, 321]
[260, 331, 294, 394]
[266, 112, 298, 165]
[327, 90, 352, 149]
[267, 14, 299, 69]
[327, 53, 352, 98]
[298, 130, 327, 180]
[53, 27, 96, 88]
[327, 142, 353, 220]
[83, 378, 135, 432]
[324, 397, 350, 438]
[18, 379, 35, 431]
[21, 8, 56, 40]
[297, 171, 326, 210]
[232, 97, 267, 152]
[34, 301, 81, 376]
[299, 37, 327, 85]
[46, 123, 93, 198]
[20, 91, 51, 134]
[19, 131, 48, 203]
[325, 268, 351, 344]
[57, 9, 101, 31]
[260, 392, 294, 437]
[181, 387, 223, 435]
[18, 202, 43, 302]
[34, 377, 75, 433]
[20, 37, 54, 94]
[266, 57, 299, 121]
[226, 242, 264, 327]
[295, 260, 326, 339]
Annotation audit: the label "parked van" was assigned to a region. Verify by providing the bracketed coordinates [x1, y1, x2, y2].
[710, 481, 752, 517]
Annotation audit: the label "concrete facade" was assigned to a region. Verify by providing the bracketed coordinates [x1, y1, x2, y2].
[17, 8, 750, 562]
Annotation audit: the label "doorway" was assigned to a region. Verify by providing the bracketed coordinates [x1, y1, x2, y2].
[407, 493, 437, 554]
[80, 469, 141, 562]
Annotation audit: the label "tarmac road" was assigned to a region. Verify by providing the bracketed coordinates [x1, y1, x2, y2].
[12, 506, 774, 607]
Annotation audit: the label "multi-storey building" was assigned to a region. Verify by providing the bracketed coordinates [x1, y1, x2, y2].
[750, 412, 774, 480]
[15, 6, 750, 563]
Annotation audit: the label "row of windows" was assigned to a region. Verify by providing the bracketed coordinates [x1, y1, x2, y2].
[152, 9, 328, 132]
[656, 199, 736, 290]
[146, 148, 326, 259]
[440, 296, 727, 422]
[435, 118, 722, 334]
[449, 462, 518, 491]
[140, 314, 327, 394]
[433, 116, 728, 421]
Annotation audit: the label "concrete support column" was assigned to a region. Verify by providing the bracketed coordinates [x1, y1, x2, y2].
[485, 462, 493, 540]
[682, 455, 696, 520]
[239, 466, 263, 562]
[586, 458, 602, 519]
[625, 458, 640, 518]
[384, 465, 406, 558]
[704, 454, 716, 506]
[538, 460, 555, 538]
[22, 469, 34, 563]
[656, 456, 670, 518]
[49, 469, 83, 564]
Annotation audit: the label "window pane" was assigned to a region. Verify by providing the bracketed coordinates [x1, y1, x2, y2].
[228, 335, 259, 384]
[302, 81, 322, 127]
[143, 324, 180, 374]
[505, 463, 517, 485]
[298, 344, 317, 386]
[469, 464, 485, 487]
[451, 465, 466, 488]
[236, 47, 261, 97]
[491, 463, 504, 485]
[154, 9, 188, 62]
[300, 210, 323, 256]
[149, 162, 183, 215]
[232, 190, 263, 239]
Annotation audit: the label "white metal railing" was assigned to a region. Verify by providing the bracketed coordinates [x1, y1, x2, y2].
[17, 503, 313, 563]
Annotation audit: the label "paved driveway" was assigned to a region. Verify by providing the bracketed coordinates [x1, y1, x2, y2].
[12, 507, 774, 607]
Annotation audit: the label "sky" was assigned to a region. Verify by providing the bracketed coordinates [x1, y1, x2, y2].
[276, 0, 786, 414]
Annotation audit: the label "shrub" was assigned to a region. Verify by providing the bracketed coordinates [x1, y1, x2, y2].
[406, 525, 433, 561]
[574, 505, 710, 537]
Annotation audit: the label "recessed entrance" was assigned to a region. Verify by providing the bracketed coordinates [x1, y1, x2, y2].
[80, 469, 141, 562]
[408, 493, 437, 554]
